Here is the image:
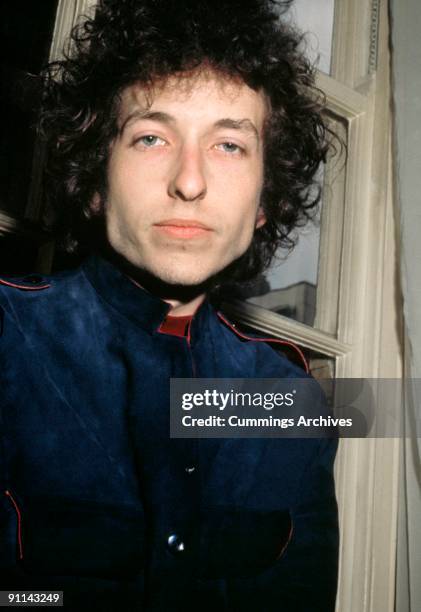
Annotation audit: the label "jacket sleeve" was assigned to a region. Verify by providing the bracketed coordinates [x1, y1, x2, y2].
[0, 304, 17, 576]
[0, 302, 26, 580]
[226, 437, 339, 612]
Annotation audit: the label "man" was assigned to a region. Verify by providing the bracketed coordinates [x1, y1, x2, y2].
[0, 0, 338, 610]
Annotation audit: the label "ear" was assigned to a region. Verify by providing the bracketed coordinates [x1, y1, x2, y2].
[255, 206, 266, 229]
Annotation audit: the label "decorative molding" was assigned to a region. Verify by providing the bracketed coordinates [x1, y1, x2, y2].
[220, 299, 351, 357]
[49, 0, 96, 61]
[0, 212, 46, 240]
[316, 72, 368, 119]
[314, 116, 347, 335]
[369, 0, 380, 74]
[0, 212, 22, 234]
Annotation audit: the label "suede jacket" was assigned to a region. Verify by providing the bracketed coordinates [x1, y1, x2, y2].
[0, 255, 338, 611]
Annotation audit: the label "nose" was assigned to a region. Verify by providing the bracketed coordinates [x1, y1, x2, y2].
[168, 145, 207, 202]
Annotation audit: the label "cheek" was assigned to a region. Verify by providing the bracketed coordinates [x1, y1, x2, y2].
[107, 167, 152, 221]
[218, 165, 263, 213]
[225, 206, 260, 252]
[112, 166, 141, 202]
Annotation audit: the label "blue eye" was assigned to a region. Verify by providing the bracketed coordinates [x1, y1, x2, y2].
[216, 142, 243, 154]
[135, 135, 166, 147]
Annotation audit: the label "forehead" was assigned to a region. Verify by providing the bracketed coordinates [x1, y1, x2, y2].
[117, 71, 268, 129]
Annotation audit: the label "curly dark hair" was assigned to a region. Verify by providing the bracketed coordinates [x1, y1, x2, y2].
[39, 0, 332, 282]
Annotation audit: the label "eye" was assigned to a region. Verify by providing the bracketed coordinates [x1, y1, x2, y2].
[215, 142, 245, 154]
[134, 135, 166, 148]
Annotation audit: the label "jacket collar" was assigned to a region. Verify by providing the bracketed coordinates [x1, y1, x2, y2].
[82, 255, 211, 337]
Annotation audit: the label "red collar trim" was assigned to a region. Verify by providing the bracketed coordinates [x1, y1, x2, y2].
[158, 314, 194, 338]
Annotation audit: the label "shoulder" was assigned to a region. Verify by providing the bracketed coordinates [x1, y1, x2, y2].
[0, 273, 51, 292]
[213, 310, 309, 378]
[0, 264, 89, 333]
[0, 264, 87, 297]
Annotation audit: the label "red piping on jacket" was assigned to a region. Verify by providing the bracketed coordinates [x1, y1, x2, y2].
[4, 490, 23, 560]
[216, 312, 309, 374]
[276, 520, 294, 560]
[0, 279, 50, 291]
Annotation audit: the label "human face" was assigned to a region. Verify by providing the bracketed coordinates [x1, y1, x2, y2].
[104, 71, 267, 286]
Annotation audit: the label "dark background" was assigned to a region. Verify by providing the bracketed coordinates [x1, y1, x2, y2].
[0, 1, 58, 274]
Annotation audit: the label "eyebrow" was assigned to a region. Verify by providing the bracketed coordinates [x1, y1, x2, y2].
[119, 110, 176, 134]
[120, 109, 259, 140]
[213, 118, 259, 140]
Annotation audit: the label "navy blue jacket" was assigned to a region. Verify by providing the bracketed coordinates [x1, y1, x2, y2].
[0, 256, 338, 611]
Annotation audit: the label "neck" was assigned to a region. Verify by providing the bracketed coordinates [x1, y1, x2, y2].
[165, 293, 206, 317]
[105, 249, 209, 317]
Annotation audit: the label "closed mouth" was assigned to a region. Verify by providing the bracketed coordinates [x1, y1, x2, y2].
[154, 219, 212, 230]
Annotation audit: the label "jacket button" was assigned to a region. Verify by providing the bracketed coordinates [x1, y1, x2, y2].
[185, 466, 196, 474]
[167, 534, 185, 555]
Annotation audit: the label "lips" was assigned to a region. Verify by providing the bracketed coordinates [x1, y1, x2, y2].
[153, 218, 213, 239]
[154, 219, 212, 230]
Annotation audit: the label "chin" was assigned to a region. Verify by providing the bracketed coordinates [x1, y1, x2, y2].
[144, 257, 220, 287]
[152, 268, 212, 287]
[144, 248, 248, 288]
